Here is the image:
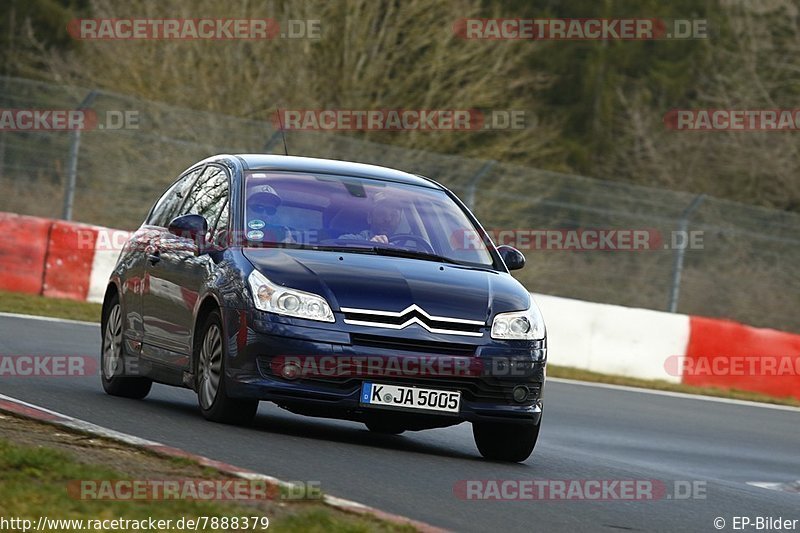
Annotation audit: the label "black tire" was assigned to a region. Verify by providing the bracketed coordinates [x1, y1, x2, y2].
[196, 310, 258, 425]
[365, 421, 406, 435]
[473, 419, 540, 462]
[100, 293, 152, 399]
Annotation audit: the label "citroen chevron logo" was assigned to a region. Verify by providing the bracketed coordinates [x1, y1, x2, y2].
[340, 304, 485, 337]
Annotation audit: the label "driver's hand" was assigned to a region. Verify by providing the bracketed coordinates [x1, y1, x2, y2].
[370, 234, 389, 244]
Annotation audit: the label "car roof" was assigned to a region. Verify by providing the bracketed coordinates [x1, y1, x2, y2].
[212, 154, 443, 189]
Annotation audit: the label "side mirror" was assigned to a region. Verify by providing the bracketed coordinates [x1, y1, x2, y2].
[497, 245, 525, 271]
[168, 214, 208, 252]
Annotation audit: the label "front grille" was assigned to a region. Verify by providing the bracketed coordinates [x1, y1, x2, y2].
[341, 304, 485, 337]
[350, 333, 476, 356]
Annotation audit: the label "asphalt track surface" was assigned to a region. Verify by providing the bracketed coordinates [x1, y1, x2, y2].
[1, 314, 798, 532]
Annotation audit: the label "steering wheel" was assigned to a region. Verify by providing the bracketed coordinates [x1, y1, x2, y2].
[388, 234, 435, 254]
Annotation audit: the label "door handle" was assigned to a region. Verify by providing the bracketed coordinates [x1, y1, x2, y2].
[147, 250, 161, 265]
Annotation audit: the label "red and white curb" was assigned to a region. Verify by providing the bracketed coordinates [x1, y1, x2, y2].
[0, 393, 446, 533]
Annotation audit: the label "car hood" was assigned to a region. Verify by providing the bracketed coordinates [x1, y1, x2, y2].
[243, 248, 530, 322]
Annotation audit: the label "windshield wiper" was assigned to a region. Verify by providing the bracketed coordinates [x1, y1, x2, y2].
[369, 246, 466, 265]
[249, 242, 375, 253]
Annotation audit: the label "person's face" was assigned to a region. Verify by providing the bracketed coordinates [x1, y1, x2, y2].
[369, 204, 401, 236]
[247, 193, 279, 220]
[248, 203, 276, 219]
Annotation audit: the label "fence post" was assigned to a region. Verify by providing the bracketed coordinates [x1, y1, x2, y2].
[667, 193, 706, 312]
[0, 76, 9, 179]
[465, 160, 496, 210]
[61, 90, 98, 221]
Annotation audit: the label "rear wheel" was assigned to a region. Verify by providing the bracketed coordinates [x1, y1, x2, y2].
[100, 293, 152, 399]
[473, 419, 540, 462]
[196, 310, 258, 425]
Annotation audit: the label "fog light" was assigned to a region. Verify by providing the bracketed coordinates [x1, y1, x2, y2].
[512, 385, 529, 403]
[281, 362, 301, 380]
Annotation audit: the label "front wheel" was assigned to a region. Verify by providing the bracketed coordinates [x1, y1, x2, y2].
[473, 419, 540, 462]
[100, 293, 152, 399]
[196, 310, 258, 425]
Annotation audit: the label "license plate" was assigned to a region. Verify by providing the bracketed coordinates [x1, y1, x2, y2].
[360, 382, 461, 413]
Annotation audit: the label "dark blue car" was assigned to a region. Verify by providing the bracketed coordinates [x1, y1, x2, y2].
[101, 154, 546, 462]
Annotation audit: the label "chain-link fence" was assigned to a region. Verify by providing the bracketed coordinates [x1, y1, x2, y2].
[1, 76, 798, 332]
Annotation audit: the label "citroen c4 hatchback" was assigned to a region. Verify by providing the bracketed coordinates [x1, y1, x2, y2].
[101, 154, 546, 462]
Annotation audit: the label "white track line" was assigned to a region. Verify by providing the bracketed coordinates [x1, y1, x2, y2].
[549, 378, 800, 413]
[0, 312, 98, 327]
[747, 481, 800, 494]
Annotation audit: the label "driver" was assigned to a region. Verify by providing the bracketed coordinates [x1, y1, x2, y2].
[246, 184, 293, 243]
[339, 193, 402, 243]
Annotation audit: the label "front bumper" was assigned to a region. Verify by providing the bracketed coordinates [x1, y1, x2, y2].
[222, 308, 545, 425]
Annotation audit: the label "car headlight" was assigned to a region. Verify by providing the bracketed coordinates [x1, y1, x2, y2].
[248, 270, 335, 323]
[491, 297, 546, 340]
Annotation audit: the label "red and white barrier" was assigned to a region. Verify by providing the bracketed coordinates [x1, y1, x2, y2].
[1, 211, 799, 401]
[534, 294, 689, 383]
[0, 212, 51, 295]
[43, 221, 97, 300]
[88, 228, 132, 302]
[681, 316, 800, 400]
[0, 212, 129, 303]
[534, 294, 800, 401]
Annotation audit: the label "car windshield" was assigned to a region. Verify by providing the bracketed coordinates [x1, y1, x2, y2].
[243, 170, 494, 267]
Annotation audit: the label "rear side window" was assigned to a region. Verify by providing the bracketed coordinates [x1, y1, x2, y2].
[147, 167, 202, 227]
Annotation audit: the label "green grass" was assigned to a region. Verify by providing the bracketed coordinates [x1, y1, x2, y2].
[0, 289, 796, 408]
[0, 437, 412, 532]
[0, 290, 101, 323]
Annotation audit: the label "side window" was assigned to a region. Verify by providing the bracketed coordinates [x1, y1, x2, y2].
[180, 166, 229, 228]
[212, 199, 229, 235]
[147, 168, 202, 227]
[207, 199, 230, 249]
